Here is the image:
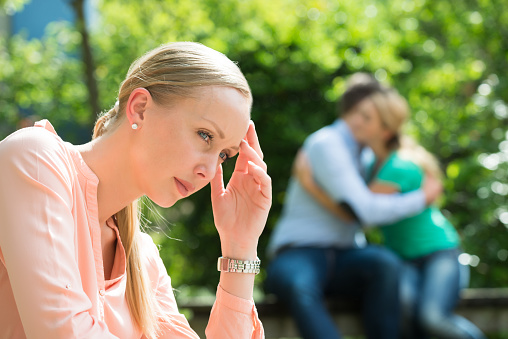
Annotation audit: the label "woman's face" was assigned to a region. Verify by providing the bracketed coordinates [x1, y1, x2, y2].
[348, 98, 391, 148]
[131, 86, 251, 208]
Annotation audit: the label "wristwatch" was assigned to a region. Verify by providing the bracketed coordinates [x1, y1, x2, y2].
[217, 257, 261, 275]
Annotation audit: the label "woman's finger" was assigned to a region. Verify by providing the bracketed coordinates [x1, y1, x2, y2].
[247, 161, 272, 201]
[210, 163, 225, 199]
[245, 121, 263, 160]
[236, 139, 267, 173]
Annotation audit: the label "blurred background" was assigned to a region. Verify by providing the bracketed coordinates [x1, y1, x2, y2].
[1, 0, 507, 308]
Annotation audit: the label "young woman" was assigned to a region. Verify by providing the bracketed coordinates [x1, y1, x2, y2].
[294, 87, 485, 339]
[0, 42, 271, 338]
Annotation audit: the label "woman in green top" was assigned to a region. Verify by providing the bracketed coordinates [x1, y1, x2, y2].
[295, 87, 485, 339]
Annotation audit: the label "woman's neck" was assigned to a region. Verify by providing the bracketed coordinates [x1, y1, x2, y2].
[76, 122, 142, 225]
[370, 142, 391, 163]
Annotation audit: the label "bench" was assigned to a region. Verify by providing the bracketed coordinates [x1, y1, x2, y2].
[181, 288, 508, 338]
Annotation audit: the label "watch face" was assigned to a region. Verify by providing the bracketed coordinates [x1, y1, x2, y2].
[217, 257, 230, 272]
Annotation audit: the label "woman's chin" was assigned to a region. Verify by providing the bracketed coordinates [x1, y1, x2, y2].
[148, 195, 179, 209]
[148, 185, 202, 208]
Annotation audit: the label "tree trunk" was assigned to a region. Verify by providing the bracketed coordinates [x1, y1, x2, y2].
[70, 0, 100, 128]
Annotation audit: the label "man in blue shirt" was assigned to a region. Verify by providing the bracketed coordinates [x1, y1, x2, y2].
[266, 73, 442, 339]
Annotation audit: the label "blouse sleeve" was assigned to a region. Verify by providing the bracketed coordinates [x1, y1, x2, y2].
[0, 127, 117, 338]
[140, 233, 264, 339]
[205, 285, 264, 339]
[140, 233, 200, 339]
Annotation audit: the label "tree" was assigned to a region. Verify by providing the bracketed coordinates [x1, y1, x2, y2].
[1, 0, 507, 292]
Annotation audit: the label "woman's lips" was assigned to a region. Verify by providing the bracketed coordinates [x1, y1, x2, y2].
[174, 178, 194, 197]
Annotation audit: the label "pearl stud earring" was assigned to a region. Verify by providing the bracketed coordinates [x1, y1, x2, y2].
[131, 123, 138, 130]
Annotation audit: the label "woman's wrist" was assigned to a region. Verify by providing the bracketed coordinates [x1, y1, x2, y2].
[220, 240, 258, 261]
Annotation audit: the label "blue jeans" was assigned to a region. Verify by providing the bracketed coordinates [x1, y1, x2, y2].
[400, 248, 486, 339]
[265, 246, 402, 339]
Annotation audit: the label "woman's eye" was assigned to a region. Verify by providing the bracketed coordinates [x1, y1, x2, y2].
[219, 152, 229, 162]
[198, 131, 211, 143]
[199, 131, 228, 162]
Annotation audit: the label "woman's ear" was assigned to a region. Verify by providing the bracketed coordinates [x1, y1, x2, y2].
[125, 88, 152, 129]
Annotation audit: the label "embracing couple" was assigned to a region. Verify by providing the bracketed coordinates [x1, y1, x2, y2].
[266, 73, 486, 339]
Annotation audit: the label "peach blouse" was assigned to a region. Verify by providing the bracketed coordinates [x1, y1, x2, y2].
[0, 120, 264, 338]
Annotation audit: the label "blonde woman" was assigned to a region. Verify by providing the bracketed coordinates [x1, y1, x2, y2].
[295, 88, 485, 339]
[0, 42, 270, 338]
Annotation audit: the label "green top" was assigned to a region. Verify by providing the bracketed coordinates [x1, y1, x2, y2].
[371, 152, 459, 260]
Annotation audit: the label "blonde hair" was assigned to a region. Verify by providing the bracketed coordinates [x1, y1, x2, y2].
[368, 89, 409, 149]
[369, 88, 443, 178]
[92, 42, 252, 338]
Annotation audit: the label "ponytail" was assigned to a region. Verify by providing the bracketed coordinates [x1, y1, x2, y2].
[398, 136, 443, 179]
[93, 106, 162, 339]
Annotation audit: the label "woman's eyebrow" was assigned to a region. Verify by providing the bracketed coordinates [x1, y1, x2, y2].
[202, 118, 225, 139]
[202, 117, 240, 151]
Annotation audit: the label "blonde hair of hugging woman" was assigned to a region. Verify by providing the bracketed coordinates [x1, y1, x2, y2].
[0, 42, 271, 339]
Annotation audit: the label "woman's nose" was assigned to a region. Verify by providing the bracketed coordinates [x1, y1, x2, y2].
[193, 159, 217, 181]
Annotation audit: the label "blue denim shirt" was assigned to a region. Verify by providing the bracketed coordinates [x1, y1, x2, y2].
[267, 119, 425, 257]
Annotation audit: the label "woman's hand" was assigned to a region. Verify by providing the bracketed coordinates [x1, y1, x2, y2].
[210, 121, 271, 260]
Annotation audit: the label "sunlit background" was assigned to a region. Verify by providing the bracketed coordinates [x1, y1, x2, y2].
[1, 0, 507, 314]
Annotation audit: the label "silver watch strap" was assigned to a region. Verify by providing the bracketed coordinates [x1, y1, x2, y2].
[217, 257, 260, 275]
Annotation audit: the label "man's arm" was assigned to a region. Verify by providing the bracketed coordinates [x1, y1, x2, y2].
[305, 136, 440, 225]
[292, 149, 356, 222]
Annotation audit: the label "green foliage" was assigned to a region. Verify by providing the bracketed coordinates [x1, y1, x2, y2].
[0, 21, 92, 142]
[1, 0, 508, 293]
[1, 0, 30, 15]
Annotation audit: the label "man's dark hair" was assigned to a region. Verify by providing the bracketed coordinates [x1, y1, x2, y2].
[337, 73, 384, 116]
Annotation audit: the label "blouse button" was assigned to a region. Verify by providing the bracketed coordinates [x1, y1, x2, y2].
[99, 289, 105, 296]
[65, 284, 71, 289]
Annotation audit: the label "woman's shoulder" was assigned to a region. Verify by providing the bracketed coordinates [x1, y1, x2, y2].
[139, 232, 159, 255]
[138, 232, 164, 271]
[0, 121, 69, 159]
[0, 121, 76, 187]
[387, 151, 423, 174]
[376, 152, 423, 190]
[138, 232, 173, 288]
